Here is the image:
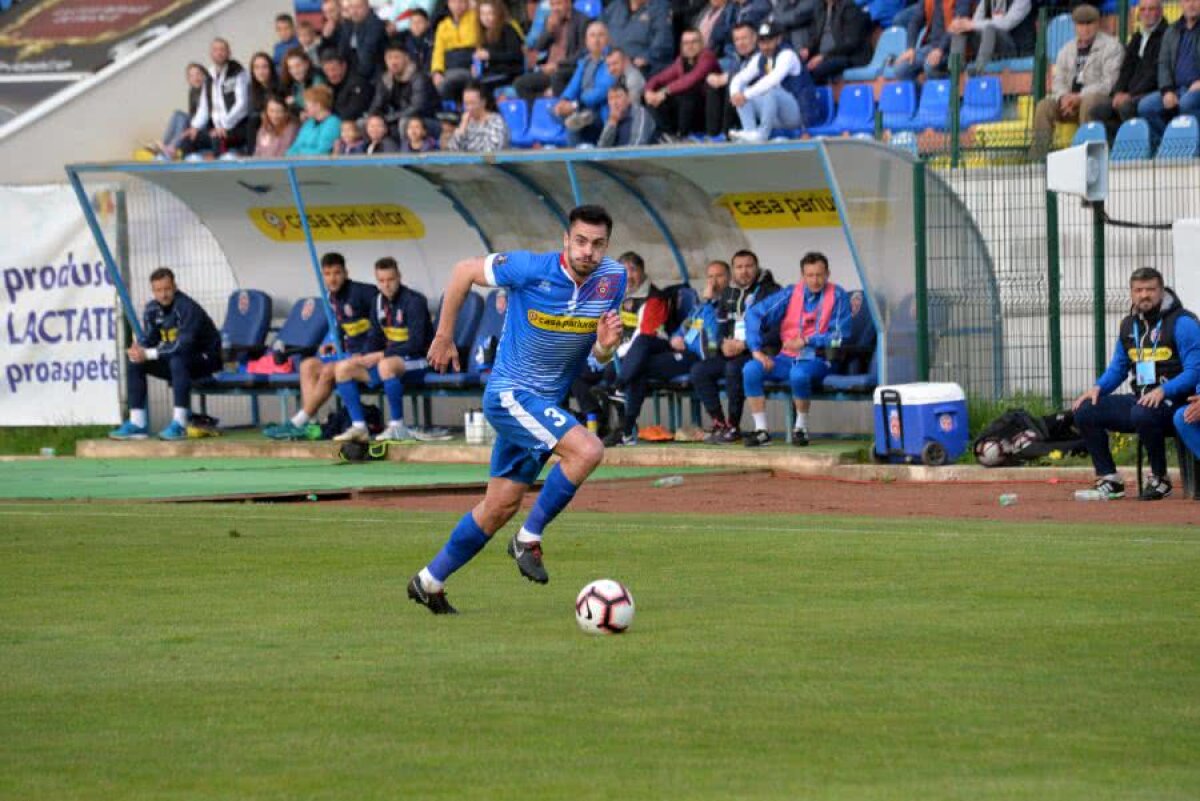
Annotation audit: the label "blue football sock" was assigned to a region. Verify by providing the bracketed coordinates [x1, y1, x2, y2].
[427, 511, 491, 582]
[382, 376, 405, 423]
[522, 463, 578, 538]
[335, 379, 366, 424]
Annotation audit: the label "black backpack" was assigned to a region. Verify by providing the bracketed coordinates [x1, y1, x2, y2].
[973, 408, 1086, 466]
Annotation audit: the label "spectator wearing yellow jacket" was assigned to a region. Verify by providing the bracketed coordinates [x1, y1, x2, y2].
[433, 0, 479, 101]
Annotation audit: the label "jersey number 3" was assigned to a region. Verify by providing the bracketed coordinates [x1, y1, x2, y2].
[544, 408, 568, 428]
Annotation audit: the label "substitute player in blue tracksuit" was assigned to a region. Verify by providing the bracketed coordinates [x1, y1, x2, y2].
[407, 206, 626, 614]
[331, 257, 432, 443]
[109, 267, 220, 441]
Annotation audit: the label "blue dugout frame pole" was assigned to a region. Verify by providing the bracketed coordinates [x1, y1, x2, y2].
[565, 161, 583, 206]
[66, 167, 144, 340]
[285, 165, 343, 355]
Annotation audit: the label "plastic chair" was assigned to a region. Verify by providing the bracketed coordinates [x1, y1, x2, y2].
[809, 84, 875, 135]
[843, 26, 907, 81]
[499, 99, 531, 147]
[1046, 13, 1073, 62]
[220, 289, 272, 353]
[800, 85, 835, 129]
[1071, 121, 1108, 146]
[959, 76, 1003, 127]
[526, 96, 568, 146]
[891, 79, 950, 131]
[1155, 114, 1199, 161]
[879, 81, 917, 130]
[1111, 118, 1152, 162]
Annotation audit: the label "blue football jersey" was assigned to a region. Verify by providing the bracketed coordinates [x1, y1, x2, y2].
[484, 250, 626, 399]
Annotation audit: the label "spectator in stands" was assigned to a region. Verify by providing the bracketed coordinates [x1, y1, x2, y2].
[1089, 0, 1166, 139]
[832, 290, 877, 375]
[691, 248, 778, 441]
[321, 47, 373, 123]
[742, 251, 851, 447]
[947, 0, 1036, 77]
[515, 0, 589, 100]
[180, 38, 251, 158]
[612, 260, 733, 444]
[474, 0, 526, 92]
[893, 0, 962, 81]
[152, 62, 209, 160]
[273, 13, 301, 72]
[343, 0, 389, 82]
[1073, 267, 1200, 501]
[247, 52, 281, 146]
[643, 28, 719, 138]
[108, 268, 221, 442]
[253, 96, 299, 157]
[401, 115, 440, 150]
[282, 48, 327, 114]
[331, 257, 432, 443]
[447, 81, 510, 149]
[432, 0, 480, 101]
[703, 21, 756, 136]
[555, 21, 615, 144]
[605, 47, 647, 102]
[364, 113, 402, 152]
[321, 0, 347, 51]
[1137, 0, 1200, 142]
[264, 252, 379, 441]
[774, 0, 818, 56]
[334, 118, 368, 153]
[693, 0, 735, 56]
[799, 0, 872, 84]
[1031, 4, 1123, 158]
[728, 22, 805, 142]
[598, 81, 658, 145]
[395, 8, 435, 72]
[287, 85, 342, 155]
[297, 20, 323, 64]
[369, 41, 440, 138]
[603, 0, 675, 76]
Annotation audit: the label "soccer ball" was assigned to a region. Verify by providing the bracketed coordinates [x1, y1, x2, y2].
[575, 579, 635, 635]
[975, 438, 1006, 467]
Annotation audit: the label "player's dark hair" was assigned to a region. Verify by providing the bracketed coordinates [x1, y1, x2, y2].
[1130, 267, 1163, 286]
[801, 251, 829, 271]
[709, 260, 731, 276]
[619, 251, 645, 272]
[732, 21, 757, 35]
[732, 248, 759, 266]
[385, 39, 411, 55]
[321, 252, 346, 269]
[375, 257, 399, 273]
[319, 47, 345, 64]
[408, 7, 429, 19]
[680, 27, 703, 42]
[149, 267, 175, 283]
[608, 81, 629, 94]
[569, 205, 613, 236]
[586, 19, 608, 36]
[275, 13, 295, 25]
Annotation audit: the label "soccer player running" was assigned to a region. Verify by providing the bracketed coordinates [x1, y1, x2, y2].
[407, 205, 626, 615]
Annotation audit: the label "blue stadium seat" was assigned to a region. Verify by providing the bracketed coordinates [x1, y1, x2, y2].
[889, 130, 919, 155]
[891, 79, 950, 131]
[1155, 114, 1199, 161]
[843, 26, 906, 81]
[1111, 118, 1152, 162]
[220, 289, 272, 355]
[1046, 13, 1073, 62]
[574, 0, 602, 18]
[822, 347, 879, 393]
[424, 291, 486, 387]
[500, 99, 531, 147]
[526, 96, 568, 147]
[883, 26, 924, 78]
[1071, 121, 1108, 146]
[466, 290, 508, 377]
[984, 56, 1034, 74]
[669, 283, 700, 324]
[809, 84, 875, 135]
[801, 85, 835, 129]
[879, 81, 917, 130]
[959, 76, 1002, 127]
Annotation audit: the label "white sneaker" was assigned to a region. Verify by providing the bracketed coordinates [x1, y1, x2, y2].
[333, 426, 369, 443]
[375, 422, 415, 442]
[412, 426, 454, 441]
[733, 130, 766, 143]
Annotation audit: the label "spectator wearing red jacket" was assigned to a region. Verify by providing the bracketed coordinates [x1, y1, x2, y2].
[643, 28, 719, 138]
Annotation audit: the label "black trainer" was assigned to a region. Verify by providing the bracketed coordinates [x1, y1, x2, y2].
[791, 428, 810, 447]
[407, 574, 458, 615]
[744, 429, 771, 447]
[1139, 475, 1172, 501]
[717, 426, 742, 444]
[507, 535, 549, 584]
[1094, 476, 1126, 499]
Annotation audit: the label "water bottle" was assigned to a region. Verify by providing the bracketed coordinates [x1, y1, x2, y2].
[652, 475, 685, 488]
[998, 493, 1018, 506]
[1074, 489, 1110, 501]
[586, 413, 598, 434]
[220, 331, 235, 373]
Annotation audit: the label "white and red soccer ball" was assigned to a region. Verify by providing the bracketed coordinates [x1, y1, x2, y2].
[575, 579, 635, 635]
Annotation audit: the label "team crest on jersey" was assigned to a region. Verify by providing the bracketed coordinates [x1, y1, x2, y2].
[344, 303, 354, 317]
[493, 254, 508, 266]
[538, 280, 552, 291]
[238, 291, 250, 314]
[597, 276, 615, 298]
[301, 299, 316, 320]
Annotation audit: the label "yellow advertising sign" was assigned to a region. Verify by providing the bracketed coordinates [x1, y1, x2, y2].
[717, 191, 841, 229]
[248, 204, 425, 242]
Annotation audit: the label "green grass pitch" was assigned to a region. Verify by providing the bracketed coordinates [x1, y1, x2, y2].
[1, 502, 1197, 800]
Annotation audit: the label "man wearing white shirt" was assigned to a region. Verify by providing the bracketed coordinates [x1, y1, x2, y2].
[181, 38, 251, 158]
[728, 22, 806, 142]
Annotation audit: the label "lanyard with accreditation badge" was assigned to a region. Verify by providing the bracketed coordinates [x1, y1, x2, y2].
[1132, 318, 1162, 387]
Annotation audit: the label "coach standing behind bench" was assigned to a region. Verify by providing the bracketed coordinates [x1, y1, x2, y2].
[108, 268, 221, 442]
[1072, 267, 1200, 501]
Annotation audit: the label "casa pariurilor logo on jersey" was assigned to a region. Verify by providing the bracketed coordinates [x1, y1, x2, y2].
[527, 310, 597, 334]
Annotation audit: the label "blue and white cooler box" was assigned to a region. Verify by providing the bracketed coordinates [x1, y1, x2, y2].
[872, 382, 968, 466]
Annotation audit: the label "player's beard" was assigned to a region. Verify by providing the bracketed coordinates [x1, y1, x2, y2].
[567, 255, 599, 280]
